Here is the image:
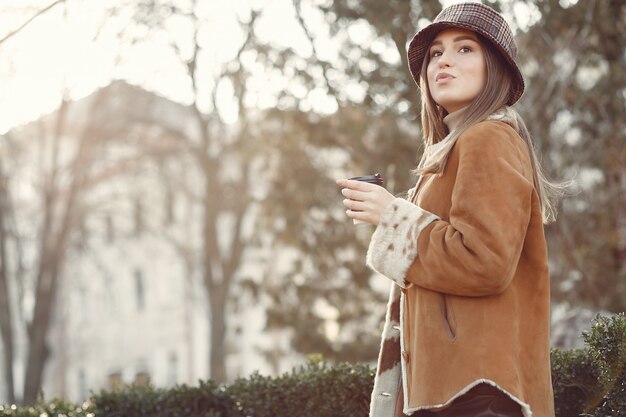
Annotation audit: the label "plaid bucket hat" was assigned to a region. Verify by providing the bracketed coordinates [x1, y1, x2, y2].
[407, 2, 524, 105]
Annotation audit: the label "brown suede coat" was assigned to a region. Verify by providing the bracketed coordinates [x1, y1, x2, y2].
[366, 120, 555, 417]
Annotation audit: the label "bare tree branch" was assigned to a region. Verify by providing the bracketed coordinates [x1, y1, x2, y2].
[292, 0, 337, 97]
[210, 9, 261, 123]
[0, 0, 66, 45]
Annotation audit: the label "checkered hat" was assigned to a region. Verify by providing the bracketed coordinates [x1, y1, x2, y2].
[407, 2, 524, 105]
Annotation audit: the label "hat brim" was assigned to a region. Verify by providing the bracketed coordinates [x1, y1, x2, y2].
[407, 22, 525, 106]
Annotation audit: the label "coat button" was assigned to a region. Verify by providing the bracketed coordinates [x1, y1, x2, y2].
[402, 350, 409, 363]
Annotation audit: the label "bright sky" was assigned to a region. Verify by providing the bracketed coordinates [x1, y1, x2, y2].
[0, 0, 548, 134]
[0, 0, 321, 133]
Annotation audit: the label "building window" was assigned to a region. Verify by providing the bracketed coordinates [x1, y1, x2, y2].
[167, 351, 178, 387]
[105, 214, 115, 243]
[164, 187, 175, 226]
[103, 275, 115, 316]
[134, 359, 150, 386]
[134, 371, 150, 386]
[107, 371, 122, 390]
[78, 286, 87, 322]
[135, 269, 145, 312]
[133, 198, 144, 236]
[77, 214, 88, 251]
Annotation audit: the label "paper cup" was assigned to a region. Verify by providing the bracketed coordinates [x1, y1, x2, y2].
[347, 173, 384, 225]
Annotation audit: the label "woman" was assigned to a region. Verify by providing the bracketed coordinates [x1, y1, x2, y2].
[336, 3, 558, 417]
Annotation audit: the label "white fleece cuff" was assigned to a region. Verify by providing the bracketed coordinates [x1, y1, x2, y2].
[366, 198, 439, 288]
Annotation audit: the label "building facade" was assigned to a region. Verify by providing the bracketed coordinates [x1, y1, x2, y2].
[0, 81, 295, 403]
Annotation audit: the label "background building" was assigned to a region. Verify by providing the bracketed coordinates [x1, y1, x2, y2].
[0, 81, 299, 403]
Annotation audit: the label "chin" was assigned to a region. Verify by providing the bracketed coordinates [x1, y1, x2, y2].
[436, 99, 467, 114]
[433, 95, 455, 109]
[436, 101, 457, 112]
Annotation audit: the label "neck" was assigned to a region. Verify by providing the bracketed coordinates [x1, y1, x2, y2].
[443, 106, 469, 132]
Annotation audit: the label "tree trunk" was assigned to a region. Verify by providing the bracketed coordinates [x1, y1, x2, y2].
[22, 186, 78, 404]
[22, 98, 85, 404]
[22, 175, 81, 404]
[209, 286, 227, 383]
[22, 271, 56, 404]
[0, 163, 15, 403]
[202, 176, 228, 383]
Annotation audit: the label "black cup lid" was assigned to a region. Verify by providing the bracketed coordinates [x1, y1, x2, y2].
[349, 173, 383, 185]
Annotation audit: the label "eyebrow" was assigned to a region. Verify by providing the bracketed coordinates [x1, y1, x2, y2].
[430, 35, 479, 47]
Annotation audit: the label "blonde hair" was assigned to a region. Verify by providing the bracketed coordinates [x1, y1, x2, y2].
[413, 33, 563, 223]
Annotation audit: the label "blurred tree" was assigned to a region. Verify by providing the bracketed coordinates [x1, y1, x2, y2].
[1, 91, 119, 404]
[516, 0, 626, 312]
[0, 157, 16, 402]
[249, 0, 446, 363]
[123, 0, 434, 367]
[3, 0, 618, 394]
[253, 0, 625, 365]
[0, 0, 66, 45]
[0, 0, 70, 403]
[0, 0, 185, 400]
[125, 0, 266, 382]
[0, 81, 183, 403]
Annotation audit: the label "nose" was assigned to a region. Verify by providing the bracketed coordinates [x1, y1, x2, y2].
[438, 49, 453, 68]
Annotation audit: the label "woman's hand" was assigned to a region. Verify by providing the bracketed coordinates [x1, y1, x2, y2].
[336, 178, 396, 226]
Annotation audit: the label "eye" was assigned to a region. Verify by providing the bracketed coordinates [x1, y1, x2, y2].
[459, 46, 473, 53]
[430, 49, 442, 58]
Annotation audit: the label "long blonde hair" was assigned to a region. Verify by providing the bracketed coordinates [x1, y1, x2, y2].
[413, 33, 563, 223]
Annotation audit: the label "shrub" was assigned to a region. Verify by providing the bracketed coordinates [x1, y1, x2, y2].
[225, 358, 374, 417]
[90, 380, 238, 417]
[584, 314, 626, 417]
[551, 313, 626, 417]
[2, 314, 624, 417]
[0, 399, 94, 416]
[551, 348, 600, 417]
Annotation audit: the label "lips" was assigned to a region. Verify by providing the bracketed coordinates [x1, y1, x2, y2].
[436, 72, 454, 82]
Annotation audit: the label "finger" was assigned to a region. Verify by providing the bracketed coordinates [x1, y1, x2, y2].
[343, 198, 368, 211]
[338, 179, 375, 191]
[341, 188, 370, 201]
[346, 209, 373, 224]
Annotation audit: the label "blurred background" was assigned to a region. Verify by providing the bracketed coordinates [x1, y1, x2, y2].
[0, 0, 624, 406]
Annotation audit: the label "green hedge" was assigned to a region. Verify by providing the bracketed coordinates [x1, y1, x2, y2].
[226, 360, 373, 417]
[584, 314, 626, 416]
[0, 400, 94, 416]
[550, 313, 626, 417]
[91, 380, 235, 417]
[2, 314, 624, 417]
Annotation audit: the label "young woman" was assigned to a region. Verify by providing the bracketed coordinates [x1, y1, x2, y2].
[336, 3, 559, 417]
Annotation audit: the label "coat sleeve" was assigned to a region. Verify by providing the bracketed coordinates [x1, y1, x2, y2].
[407, 122, 534, 296]
[366, 121, 534, 296]
[366, 197, 440, 289]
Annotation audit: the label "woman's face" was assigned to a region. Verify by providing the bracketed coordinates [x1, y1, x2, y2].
[426, 28, 487, 114]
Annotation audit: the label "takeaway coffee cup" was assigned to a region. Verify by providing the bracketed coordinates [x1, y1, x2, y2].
[347, 173, 384, 224]
[349, 173, 384, 186]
